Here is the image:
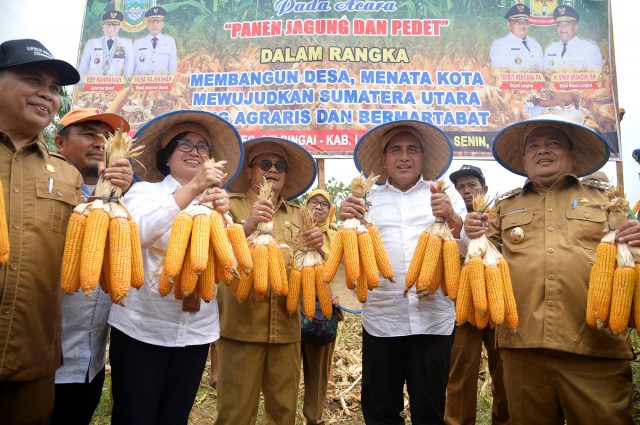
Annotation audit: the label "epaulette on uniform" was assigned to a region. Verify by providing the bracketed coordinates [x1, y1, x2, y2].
[582, 179, 610, 191]
[284, 200, 301, 208]
[496, 187, 522, 203]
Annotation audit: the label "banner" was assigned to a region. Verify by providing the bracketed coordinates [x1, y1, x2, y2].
[73, 0, 619, 158]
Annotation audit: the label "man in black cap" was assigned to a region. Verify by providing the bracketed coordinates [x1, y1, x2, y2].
[0, 38, 82, 424]
[544, 5, 603, 72]
[445, 164, 510, 425]
[78, 10, 134, 78]
[133, 6, 178, 75]
[490, 3, 543, 72]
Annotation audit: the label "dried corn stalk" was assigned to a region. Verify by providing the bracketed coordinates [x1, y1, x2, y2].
[456, 193, 519, 332]
[586, 186, 637, 334]
[405, 180, 460, 297]
[232, 179, 287, 302]
[60, 130, 145, 305]
[323, 173, 394, 304]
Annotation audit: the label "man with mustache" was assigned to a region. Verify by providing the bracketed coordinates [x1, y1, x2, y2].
[490, 3, 543, 72]
[445, 164, 509, 425]
[51, 108, 133, 425]
[465, 116, 640, 424]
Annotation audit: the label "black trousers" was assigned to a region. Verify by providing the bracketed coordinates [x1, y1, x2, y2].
[361, 328, 454, 425]
[50, 366, 106, 425]
[109, 327, 209, 425]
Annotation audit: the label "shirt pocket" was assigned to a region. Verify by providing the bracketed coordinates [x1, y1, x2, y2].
[278, 220, 299, 267]
[31, 178, 77, 234]
[500, 210, 534, 251]
[565, 206, 607, 250]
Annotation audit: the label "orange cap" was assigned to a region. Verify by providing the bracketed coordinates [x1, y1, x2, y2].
[57, 108, 130, 134]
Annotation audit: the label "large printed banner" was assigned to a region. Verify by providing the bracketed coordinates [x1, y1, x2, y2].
[73, 0, 619, 158]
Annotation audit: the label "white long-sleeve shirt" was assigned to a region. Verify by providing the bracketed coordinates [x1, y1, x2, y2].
[362, 177, 468, 337]
[108, 175, 220, 346]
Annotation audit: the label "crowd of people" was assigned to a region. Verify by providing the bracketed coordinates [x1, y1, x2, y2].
[1, 36, 640, 425]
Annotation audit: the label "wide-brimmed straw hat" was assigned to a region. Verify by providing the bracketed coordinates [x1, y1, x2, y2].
[133, 110, 243, 187]
[492, 114, 610, 178]
[229, 137, 316, 201]
[354, 120, 453, 182]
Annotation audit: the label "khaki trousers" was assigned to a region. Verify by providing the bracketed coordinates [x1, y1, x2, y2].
[301, 340, 336, 425]
[445, 324, 509, 425]
[0, 372, 55, 425]
[215, 337, 301, 425]
[501, 348, 634, 425]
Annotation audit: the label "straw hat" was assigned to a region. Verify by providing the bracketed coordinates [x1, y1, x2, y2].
[354, 120, 453, 183]
[229, 137, 316, 201]
[492, 114, 610, 178]
[132, 110, 243, 187]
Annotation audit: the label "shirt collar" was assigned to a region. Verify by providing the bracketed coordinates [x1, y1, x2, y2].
[162, 174, 182, 192]
[523, 174, 580, 193]
[380, 176, 430, 193]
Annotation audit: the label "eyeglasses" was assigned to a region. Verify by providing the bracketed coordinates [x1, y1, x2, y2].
[308, 199, 330, 209]
[250, 159, 288, 173]
[176, 140, 211, 156]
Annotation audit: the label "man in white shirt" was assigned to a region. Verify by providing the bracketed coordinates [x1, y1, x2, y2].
[78, 10, 134, 79]
[544, 5, 603, 72]
[490, 4, 543, 72]
[51, 108, 133, 425]
[133, 6, 178, 75]
[341, 120, 467, 424]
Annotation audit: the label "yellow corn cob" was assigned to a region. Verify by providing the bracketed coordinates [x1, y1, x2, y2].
[435, 254, 444, 295]
[164, 212, 193, 280]
[100, 242, 111, 295]
[61, 211, 86, 294]
[475, 307, 489, 329]
[105, 87, 130, 113]
[267, 242, 283, 295]
[252, 245, 268, 298]
[108, 217, 132, 305]
[190, 213, 211, 274]
[609, 267, 636, 334]
[173, 274, 183, 300]
[230, 276, 240, 297]
[485, 264, 505, 325]
[277, 245, 289, 295]
[210, 211, 238, 276]
[323, 230, 344, 282]
[443, 240, 461, 299]
[498, 258, 519, 331]
[254, 287, 266, 302]
[343, 229, 360, 282]
[358, 232, 379, 289]
[235, 271, 253, 302]
[467, 301, 477, 326]
[634, 263, 640, 332]
[198, 243, 217, 302]
[286, 268, 302, 314]
[80, 205, 110, 295]
[315, 265, 333, 318]
[468, 256, 488, 314]
[367, 224, 394, 281]
[158, 270, 172, 297]
[345, 268, 356, 290]
[406, 231, 429, 289]
[417, 236, 442, 294]
[179, 244, 198, 297]
[302, 266, 316, 320]
[587, 241, 616, 326]
[356, 264, 368, 303]
[129, 219, 145, 289]
[228, 223, 253, 274]
[0, 179, 9, 264]
[456, 266, 472, 325]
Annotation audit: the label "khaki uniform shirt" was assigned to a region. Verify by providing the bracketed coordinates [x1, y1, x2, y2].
[489, 175, 632, 359]
[0, 133, 82, 381]
[217, 190, 301, 344]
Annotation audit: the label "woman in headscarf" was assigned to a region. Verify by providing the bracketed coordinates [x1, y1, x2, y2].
[107, 110, 243, 425]
[300, 189, 342, 425]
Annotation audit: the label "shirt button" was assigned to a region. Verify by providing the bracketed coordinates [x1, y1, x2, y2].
[12, 223, 19, 230]
[10, 263, 18, 271]
[13, 186, 19, 193]
[584, 213, 590, 219]
[548, 274, 554, 280]
[547, 208, 553, 212]
[511, 219, 517, 224]
[2, 307, 10, 314]
[548, 248, 554, 253]
[547, 300, 554, 306]
[547, 226, 554, 232]
[57, 191, 63, 197]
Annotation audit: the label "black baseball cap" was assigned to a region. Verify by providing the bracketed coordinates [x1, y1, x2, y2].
[449, 164, 485, 186]
[0, 39, 80, 86]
